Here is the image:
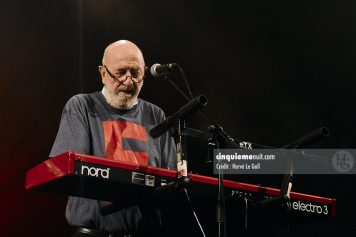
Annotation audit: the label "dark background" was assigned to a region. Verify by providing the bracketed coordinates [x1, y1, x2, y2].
[1, 0, 355, 236]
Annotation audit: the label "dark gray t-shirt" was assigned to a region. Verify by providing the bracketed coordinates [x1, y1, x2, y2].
[50, 91, 176, 234]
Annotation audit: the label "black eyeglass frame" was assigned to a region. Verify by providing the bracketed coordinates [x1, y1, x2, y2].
[103, 65, 147, 83]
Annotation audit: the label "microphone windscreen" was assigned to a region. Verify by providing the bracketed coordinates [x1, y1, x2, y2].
[150, 63, 161, 77]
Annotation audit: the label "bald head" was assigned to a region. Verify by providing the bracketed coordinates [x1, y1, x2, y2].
[102, 40, 145, 67]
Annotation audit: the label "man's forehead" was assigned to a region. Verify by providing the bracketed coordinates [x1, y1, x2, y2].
[104, 43, 144, 65]
[107, 55, 144, 67]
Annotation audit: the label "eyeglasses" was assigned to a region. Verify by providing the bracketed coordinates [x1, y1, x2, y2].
[103, 65, 145, 83]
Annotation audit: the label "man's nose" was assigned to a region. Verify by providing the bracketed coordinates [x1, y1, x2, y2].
[122, 73, 134, 85]
[124, 68, 132, 77]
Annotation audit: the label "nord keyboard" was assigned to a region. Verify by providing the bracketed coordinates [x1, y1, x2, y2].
[25, 152, 336, 220]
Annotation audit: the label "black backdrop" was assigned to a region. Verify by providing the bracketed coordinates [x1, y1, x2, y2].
[1, 0, 355, 236]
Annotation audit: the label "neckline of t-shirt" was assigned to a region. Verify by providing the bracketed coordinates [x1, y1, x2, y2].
[96, 91, 141, 115]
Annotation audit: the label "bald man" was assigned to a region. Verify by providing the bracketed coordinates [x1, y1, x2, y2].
[50, 40, 176, 236]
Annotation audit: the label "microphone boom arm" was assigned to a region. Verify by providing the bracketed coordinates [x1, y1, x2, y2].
[150, 95, 208, 138]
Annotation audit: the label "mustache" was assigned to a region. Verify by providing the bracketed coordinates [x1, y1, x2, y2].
[115, 84, 135, 93]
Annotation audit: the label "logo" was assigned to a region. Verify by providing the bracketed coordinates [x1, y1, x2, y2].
[103, 121, 148, 165]
[239, 141, 252, 149]
[332, 150, 354, 173]
[292, 201, 328, 215]
[81, 165, 110, 179]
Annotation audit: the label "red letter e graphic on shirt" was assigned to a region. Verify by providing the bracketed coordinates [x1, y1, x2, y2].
[103, 121, 148, 166]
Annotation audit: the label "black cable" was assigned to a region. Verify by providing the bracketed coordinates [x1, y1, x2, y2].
[176, 64, 194, 100]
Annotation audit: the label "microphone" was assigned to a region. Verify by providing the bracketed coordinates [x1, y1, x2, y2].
[282, 127, 329, 149]
[150, 95, 208, 138]
[150, 63, 178, 77]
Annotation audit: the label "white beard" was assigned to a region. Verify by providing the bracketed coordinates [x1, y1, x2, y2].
[103, 85, 140, 110]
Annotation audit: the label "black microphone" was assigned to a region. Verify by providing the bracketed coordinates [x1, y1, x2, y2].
[150, 95, 208, 138]
[150, 63, 178, 78]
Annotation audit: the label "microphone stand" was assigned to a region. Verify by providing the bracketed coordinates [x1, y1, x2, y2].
[177, 118, 207, 237]
[151, 68, 208, 236]
[208, 125, 239, 237]
[252, 127, 329, 235]
[156, 64, 193, 101]
[151, 64, 239, 237]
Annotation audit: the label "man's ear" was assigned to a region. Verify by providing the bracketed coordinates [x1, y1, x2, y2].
[98, 65, 106, 84]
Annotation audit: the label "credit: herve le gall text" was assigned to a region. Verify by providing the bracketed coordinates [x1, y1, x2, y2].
[216, 163, 261, 170]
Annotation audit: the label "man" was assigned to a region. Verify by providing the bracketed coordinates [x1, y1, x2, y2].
[50, 40, 177, 236]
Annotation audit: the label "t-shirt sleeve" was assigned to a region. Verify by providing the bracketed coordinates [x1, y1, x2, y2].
[49, 96, 91, 157]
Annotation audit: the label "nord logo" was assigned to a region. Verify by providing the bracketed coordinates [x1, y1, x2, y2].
[81, 165, 110, 179]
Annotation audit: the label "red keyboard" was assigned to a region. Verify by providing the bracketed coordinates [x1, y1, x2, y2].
[26, 151, 336, 220]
